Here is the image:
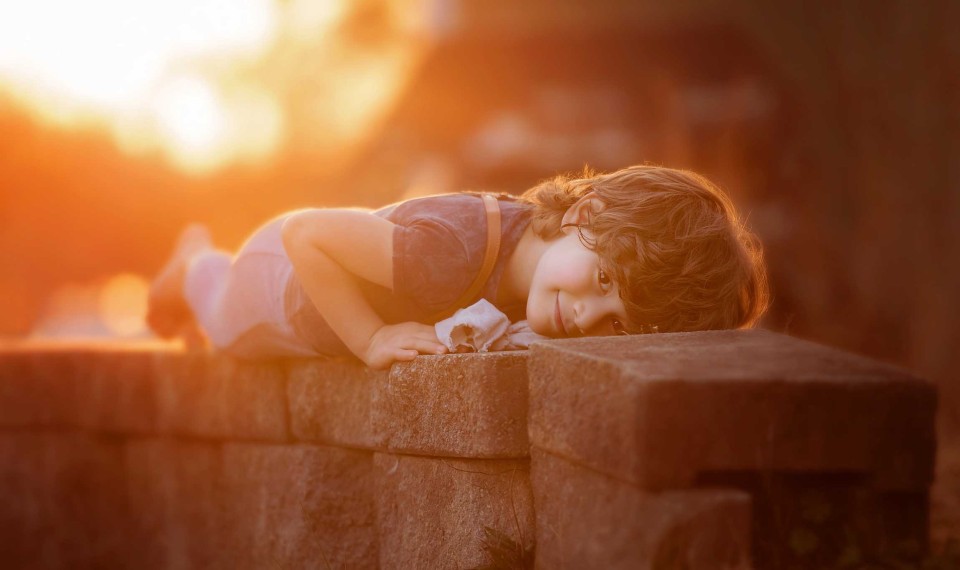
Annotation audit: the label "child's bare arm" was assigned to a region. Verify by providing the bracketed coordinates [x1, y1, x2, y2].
[281, 209, 447, 369]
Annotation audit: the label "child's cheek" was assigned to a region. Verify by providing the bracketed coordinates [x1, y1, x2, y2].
[550, 266, 583, 286]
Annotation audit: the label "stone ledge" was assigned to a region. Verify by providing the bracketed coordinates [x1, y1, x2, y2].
[372, 352, 529, 458]
[0, 343, 290, 442]
[287, 358, 377, 449]
[531, 447, 752, 570]
[528, 329, 937, 491]
[374, 452, 535, 569]
[153, 354, 289, 441]
[1, 343, 531, 457]
[0, 432, 130, 568]
[0, 331, 939, 568]
[220, 442, 378, 568]
[288, 352, 531, 456]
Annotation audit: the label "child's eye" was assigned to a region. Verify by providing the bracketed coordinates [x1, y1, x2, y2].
[597, 268, 612, 290]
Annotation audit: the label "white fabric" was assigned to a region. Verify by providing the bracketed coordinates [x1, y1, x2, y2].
[490, 321, 548, 351]
[434, 298, 549, 353]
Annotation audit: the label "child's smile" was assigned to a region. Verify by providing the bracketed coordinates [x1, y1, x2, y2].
[525, 228, 629, 338]
[553, 292, 567, 336]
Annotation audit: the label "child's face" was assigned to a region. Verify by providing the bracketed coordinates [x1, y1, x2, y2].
[526, 227, 630, 338]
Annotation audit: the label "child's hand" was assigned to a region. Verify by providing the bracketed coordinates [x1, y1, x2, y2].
[363, 322, 448, 370]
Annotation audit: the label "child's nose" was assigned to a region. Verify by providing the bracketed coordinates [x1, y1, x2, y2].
[575, 297, 619, 337]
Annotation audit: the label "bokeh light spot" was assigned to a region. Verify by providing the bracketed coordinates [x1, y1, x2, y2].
[229, 87, 284, 162]
[98, 273, 149, 337]
[152, 77, 227, 173]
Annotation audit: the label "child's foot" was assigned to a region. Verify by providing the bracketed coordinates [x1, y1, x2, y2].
[146, 224, 212, 339]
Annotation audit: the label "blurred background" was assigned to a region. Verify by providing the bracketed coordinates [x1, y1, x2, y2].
[0, 1, 957, 427]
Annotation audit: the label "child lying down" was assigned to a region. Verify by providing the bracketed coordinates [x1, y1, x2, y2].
[146, 164, 769, 369]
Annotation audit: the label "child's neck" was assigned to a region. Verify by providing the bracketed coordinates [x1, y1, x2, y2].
[497, 225, 550, 311]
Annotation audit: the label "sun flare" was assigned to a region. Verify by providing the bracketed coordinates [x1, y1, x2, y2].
[152, 77, 228, 172]
[0, 0, 432, 175]
[0, 0, 281, 173]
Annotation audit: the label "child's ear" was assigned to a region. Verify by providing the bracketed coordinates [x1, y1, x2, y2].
[560, 192, 604, 231]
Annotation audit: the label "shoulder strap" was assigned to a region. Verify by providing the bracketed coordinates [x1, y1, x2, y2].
[429, 193, 502, 322]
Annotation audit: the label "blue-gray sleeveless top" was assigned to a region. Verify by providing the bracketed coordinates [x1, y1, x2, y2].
[284, 193, 533, 356]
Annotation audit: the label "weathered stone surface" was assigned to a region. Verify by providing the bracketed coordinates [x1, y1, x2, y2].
[0, 346, 88, 427]
[698, 470, 930, 568]
[0, 343, 290, 441]
[531, 447, 752, 570]
[153, 353, 289, 441]
[287, 359, 377, 448]
[529, 330, 936, 491]
[373, 352, 530, 457]
[124, 438, 226, 570]
[221, 443, 378, 569]
[374, 452, 535, 569]
[0, 432, 130, 569]
[77, 350, 163, 433]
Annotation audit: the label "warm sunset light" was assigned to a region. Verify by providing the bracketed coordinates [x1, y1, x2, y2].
[0, 0, 281, 173]
[98, 273, 150, 337]
[0, 0, 434, 174]
[151, 76, 228, 172]
[0, 0, 276, 108]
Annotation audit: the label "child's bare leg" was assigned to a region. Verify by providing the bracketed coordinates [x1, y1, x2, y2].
[147, 224, 213, 339]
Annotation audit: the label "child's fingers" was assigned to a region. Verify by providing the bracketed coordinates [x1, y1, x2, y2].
[411, 328, 438, 339]
[395, 349, 419, 361]
[395, 323, 444, 345]
[406, 339, 448, 355]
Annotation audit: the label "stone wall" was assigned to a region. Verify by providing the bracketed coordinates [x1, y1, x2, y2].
[0, 330, 937, 568]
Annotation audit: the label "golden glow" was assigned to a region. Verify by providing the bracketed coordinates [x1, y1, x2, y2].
[152, 76, 228, 173]
[326, 55, 409, 139]
[228, 87, 284, 162]
[0, 0, 435, 174]
[286, 0, 346, 43]
[98, 273, 149, 337]
[0, 0, 276, 108]
[0, 0, 280, 174]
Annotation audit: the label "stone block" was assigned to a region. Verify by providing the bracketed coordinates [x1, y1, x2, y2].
[0, 347, 84, 427]
[221, 443, 377, 569]
[531, 447, 752, 570]
[529, 330, 936, 491]
[697, 470, 931, 568]
[373, 352, 530, 458]
[374, 452, 535, 569]
[153, 353, 289, 441]
[0, 343, 293, 441]
[0, 432, 130, 569]
[124, 438, 226, 570]
[76, 350, 162, 433]
[287, 359, 376, 448]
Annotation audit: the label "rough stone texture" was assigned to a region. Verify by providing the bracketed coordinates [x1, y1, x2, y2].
[152, 352, 289, 441]
[0, 347, 88, 428]
[698, 470, 931, 568]
[374, 452, 535, 569]
[287, 358, 377, 448]
[221, 443, 378, 569]
[0, 343, 290, 441]
[1, 333, 937, 567]
[0, 432, 130, 569]
[124, 438, 226, 570]
[75, 351, 162, 433]
[531, 448, 752, 570]
[529, 329, 937, 491]
[373, 352, 530, 458]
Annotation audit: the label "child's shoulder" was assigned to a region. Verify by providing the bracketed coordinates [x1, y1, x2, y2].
[376, 192, 529, 224]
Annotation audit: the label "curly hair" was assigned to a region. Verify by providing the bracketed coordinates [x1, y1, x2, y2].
[518, 164, 769, 334]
